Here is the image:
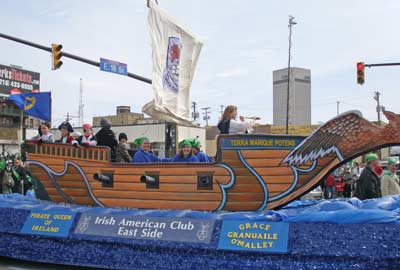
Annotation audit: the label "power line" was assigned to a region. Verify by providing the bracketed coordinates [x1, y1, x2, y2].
[340, 101, 368, 110]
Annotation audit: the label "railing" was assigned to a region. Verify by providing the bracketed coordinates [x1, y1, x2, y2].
[24, 141, 110, 162]
[0, 108, 24, 117]
[0, 123, 20, 128]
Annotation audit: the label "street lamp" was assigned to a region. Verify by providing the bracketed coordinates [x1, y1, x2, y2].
[286, 15, 297, 134]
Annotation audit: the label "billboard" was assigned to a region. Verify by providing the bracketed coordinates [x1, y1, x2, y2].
[0, 64, 40, 96]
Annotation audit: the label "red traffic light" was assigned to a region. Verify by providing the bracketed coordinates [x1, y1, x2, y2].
[357, 62, 365, 85]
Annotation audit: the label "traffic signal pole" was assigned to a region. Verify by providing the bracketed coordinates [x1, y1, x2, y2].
[357, 61, 400, 85]
[0, 32, 152, 84]
[365, 63, 400, 68]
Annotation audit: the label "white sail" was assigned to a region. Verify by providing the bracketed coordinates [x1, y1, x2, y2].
[143, 0, 203, 124]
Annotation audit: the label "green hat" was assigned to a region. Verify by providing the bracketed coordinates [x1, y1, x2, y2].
[134, 137, 149, 146]
[365, 153, 378, 163]
[388, 158, 397, 166]
[190, 139, 201, 149]
[179, 139, 192, 148]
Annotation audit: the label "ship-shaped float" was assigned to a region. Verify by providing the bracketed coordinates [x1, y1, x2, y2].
[24, 109, 400, 211]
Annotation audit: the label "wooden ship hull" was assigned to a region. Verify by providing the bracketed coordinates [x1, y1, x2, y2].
[24, 135, 311, 211]
[24, 111, 400, 211]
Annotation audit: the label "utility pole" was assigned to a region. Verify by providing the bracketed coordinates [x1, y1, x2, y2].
[374, 91, 381, 125]
[286, 15, 297, 135]
[201, 107, 211, 126]
[219, 105, 224, 120]
[336, 101, 340, 115]
[64, 112, 79, 123]
[191, 102, 199, 121]
[373, 91, 382, 159]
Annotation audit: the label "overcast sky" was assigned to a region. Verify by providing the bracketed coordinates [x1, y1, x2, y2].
[1, 0, 399, 127]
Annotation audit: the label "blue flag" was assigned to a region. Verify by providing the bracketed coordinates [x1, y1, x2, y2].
[8, 92, 51, 121]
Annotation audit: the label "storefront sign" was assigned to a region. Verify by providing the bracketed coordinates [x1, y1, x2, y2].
[218, 221, 289, 253]
[74, 214, 215, 243]
[20, 210, 76, 237]
[0, 64, 40, 95]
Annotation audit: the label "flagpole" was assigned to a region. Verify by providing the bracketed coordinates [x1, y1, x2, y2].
[19, 110, 23, 147]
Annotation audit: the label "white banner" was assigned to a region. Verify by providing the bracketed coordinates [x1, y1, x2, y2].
[143, 0, 203, 124]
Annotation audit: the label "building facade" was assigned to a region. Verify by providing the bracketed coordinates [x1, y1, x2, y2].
[273, 67, 311, 126]
[92, 106, 145, 126]
[0, 96, 41, 153]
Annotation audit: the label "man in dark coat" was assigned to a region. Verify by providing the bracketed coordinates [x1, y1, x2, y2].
[355, 153, 382, 200]
[95, 118, 118, 161]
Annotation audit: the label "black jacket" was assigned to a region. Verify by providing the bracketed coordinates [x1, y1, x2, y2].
[95, 128, 118, 159]
[355, 166, 381, 200]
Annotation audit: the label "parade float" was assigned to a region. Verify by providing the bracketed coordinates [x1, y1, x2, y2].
[0, 108, 395, 270]
[23, 109, 400, 212]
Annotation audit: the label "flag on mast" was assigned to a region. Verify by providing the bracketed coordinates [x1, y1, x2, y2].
[8, 92, 51, 122]
[143, 0, 203, 124]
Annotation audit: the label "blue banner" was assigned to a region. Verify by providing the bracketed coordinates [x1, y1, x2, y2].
[20, 210, 76, 237]
[218, 221, 289, 253]
[220, 135, 304, 150]
[74, 214, 215, 243]
[8, 92, 51, 121]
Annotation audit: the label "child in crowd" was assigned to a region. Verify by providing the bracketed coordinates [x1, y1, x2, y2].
[132, 137, 162, 163]
[324, 173, 335, 199]
[33, 122, 54, 143]
[56, 121, 74, 144]
[190, 139, 211, 163]
[172, 140, 199, 163]
[116, 133, 131, 163]
[334, 176, 345, 198]
[74, 124, 97, 147]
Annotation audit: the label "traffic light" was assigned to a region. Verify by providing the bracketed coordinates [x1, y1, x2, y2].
[357, 62, 364, 85]
[51, 43, 63, 70]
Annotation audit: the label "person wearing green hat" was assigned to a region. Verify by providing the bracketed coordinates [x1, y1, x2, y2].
[172, 139, 199, 163]
[132, 137, 163, 163]
[190, 139, 211, 163]
[380, 158, 400, 196]
[354, 153, 382, 199]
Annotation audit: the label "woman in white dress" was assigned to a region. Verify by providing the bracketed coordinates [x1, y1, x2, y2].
[217, 105, 259, 134]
